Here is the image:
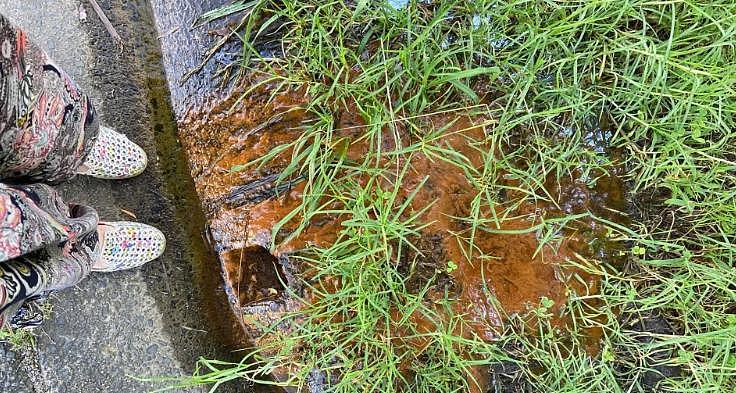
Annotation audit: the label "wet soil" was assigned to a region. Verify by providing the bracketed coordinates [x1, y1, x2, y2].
[616, 311, 680, 390]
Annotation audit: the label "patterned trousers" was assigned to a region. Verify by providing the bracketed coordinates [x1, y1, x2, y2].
[0, 14, 101, 328]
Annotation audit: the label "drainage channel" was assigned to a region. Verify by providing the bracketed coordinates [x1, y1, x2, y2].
[114, 0, 258, 391]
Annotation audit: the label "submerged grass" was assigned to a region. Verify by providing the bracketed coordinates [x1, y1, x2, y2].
[165, 0, 736, 392]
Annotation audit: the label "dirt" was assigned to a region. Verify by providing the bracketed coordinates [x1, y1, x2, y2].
[615, 311, 681, 390]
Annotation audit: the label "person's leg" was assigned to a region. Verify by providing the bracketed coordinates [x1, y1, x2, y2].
[0, 257, 48, 328]
[0, 183, 97, 262]
[0, 238, 97, 328]
[0, 14, 99, 182]
[0, 183, 98, 328]
[0, 15, 165, 328]
[0, 13, 146, 183]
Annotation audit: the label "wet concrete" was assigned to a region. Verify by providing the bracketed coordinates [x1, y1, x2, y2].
[0, 0, 244, 392]
[148, 0, 232, 117]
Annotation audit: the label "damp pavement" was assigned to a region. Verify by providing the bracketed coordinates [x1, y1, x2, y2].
[0, 1, 246, 392]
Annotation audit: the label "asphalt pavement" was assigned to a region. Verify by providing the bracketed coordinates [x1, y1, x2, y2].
[0, 1, 243, 392]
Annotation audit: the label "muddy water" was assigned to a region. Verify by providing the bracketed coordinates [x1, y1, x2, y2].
[146, 1, 627, 389]
[179, 78, 626, 357]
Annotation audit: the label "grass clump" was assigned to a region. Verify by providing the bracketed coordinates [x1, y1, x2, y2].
[0, 326, 36, 350]
[168, 0, 736, 392]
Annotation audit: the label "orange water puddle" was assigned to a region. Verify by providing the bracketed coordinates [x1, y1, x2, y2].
[179, 76, 627, 390]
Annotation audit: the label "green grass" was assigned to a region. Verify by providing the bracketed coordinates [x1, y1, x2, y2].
[0, 301, 50, 350]
[0, 326, 36, 350]
[162, 0, 736, 392]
